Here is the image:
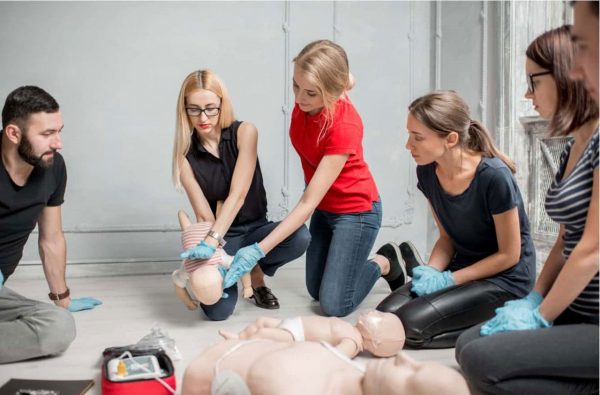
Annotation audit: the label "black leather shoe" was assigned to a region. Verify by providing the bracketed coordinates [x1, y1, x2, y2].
[251, 286, 280, 309]
[376, 242, 406, 291]
[398, 241, 424, 276]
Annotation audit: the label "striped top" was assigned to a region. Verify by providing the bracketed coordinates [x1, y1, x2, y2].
[545, 129, 598, 319]
[181, 222, 224, 273]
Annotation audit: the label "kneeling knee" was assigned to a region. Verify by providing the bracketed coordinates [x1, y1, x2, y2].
[204, 308, 233, 322]
[291, 226, 311, 257]
[319, 300, 354, 317]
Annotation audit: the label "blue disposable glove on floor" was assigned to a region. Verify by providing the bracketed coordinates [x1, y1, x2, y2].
[411, 265, 454, 296]
[223, 243, 265, 288]
[68, 297, 102, 312]
[480, 305, 552, 336]
[180, 240, 216, 260]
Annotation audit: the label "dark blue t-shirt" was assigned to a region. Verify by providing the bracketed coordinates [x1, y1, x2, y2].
[417, 157, 535, 297]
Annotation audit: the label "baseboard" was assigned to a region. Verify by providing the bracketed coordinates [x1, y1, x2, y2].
[11, 260, 182, 280]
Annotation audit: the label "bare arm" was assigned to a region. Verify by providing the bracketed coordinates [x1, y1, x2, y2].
[533, 226, 566, 295]
[181, 123, 260, 250]
[209, 122, 259, 242]
[452, 207, 522, 284]
[427, 204, 455, 271]
[335, 338, 361, 358]
[37, 205, 69, 308]
[180, 158, 215, 223]
[257, 154, 349, 254]
[539, 169, 599, 321]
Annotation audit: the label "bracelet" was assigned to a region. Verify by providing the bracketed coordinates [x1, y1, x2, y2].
[207, 230, 227, 247]
[48, 287, 70, 301]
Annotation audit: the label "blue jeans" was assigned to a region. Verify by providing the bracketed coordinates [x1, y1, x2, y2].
[200, 217, 311, 321]
[306, 199, 382, 317]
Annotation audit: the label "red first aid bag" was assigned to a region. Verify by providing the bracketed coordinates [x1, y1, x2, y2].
[101, 346, 176, 395]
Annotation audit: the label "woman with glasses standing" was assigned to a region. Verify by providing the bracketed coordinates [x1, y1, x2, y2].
[456, 24, 599, 395]
[173, 70, 310, 320]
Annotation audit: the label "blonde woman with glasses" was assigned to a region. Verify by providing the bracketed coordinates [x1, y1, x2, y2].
[173, 70, 310, 320]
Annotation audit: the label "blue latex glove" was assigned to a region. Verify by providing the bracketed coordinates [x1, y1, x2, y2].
[480, 291, 544, 335]
[223, 243, 265, 288]
[0, 270, 3, 289]
[180, 240, 216, 260]
[217, 266, 229, 299]
[411, 265, 454, 296]
[68, 297, 102, 312]
[504, 291, 543, 310]
[481, 305, 552, 336]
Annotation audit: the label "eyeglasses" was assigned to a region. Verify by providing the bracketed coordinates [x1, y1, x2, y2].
[185, 107, 221, 117]
[527, 71, 552, 93]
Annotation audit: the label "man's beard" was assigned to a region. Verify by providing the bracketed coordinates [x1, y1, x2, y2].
[17, 135, 55, 168]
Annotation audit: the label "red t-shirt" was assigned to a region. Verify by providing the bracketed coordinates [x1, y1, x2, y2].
[289, 97, 379, 213]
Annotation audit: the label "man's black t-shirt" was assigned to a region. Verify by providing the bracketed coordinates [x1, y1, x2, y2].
[0, 150, 66, 279]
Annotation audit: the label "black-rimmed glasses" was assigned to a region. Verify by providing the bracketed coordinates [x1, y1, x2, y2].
[185, 107, 221, 117]
[527, 71, 552, 93]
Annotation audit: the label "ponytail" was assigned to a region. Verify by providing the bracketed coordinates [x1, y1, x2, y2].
[467, 120, 516, 174]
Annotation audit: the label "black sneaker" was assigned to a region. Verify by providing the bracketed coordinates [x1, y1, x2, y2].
[398, 241, 424, 277]
[376, 242, 406, 291]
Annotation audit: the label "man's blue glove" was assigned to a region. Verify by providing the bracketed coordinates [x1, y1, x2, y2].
[180, 240, 216, 260]
[68, 297, 102, 312]
[411, 265, 454, 296]
[0, 270, 3, 289]
[223, 243, 265, 289]
[217, 266, 229, 299]
[480, 305, 551, 336]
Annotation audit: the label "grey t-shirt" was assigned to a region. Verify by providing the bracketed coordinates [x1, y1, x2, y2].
[417, 156, 535, 297]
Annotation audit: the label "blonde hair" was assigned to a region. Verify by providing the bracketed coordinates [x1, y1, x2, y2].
[172, 70, 235, 189]
[409, 90, 517, 174]
[293, 40, 353, 143]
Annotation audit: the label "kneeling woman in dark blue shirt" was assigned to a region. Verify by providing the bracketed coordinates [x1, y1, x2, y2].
[375, 90, 535, 348]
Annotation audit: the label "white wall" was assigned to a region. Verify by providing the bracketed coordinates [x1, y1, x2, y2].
[0, 1, 434, 275]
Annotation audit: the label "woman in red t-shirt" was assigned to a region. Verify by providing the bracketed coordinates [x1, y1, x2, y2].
[222, 40, 405, 316]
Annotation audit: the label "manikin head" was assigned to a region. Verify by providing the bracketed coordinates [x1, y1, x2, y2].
[362, 352, 470, 395]
[355, 310, 405, 357]
[188, 265, 224, 305]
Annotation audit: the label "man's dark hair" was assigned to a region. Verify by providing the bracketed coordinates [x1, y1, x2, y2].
[1, 86, 59, 132]
[571, 1, 599, 16]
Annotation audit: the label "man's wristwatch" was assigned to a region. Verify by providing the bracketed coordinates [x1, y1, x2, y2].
[207, 230, 227, 247]
[48, 288, 70, 301]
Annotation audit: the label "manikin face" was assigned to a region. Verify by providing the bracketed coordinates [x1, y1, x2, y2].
[570, 2, 599, 103]
[362, 352, 469, 395]
[17, 112, 63, 168]
[524, 58, 558, 120]
[405, 112, 451, 165]
[186, 89, 221, 135]
[293, 66, 325, 115]
[356, 310, 405, 357]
